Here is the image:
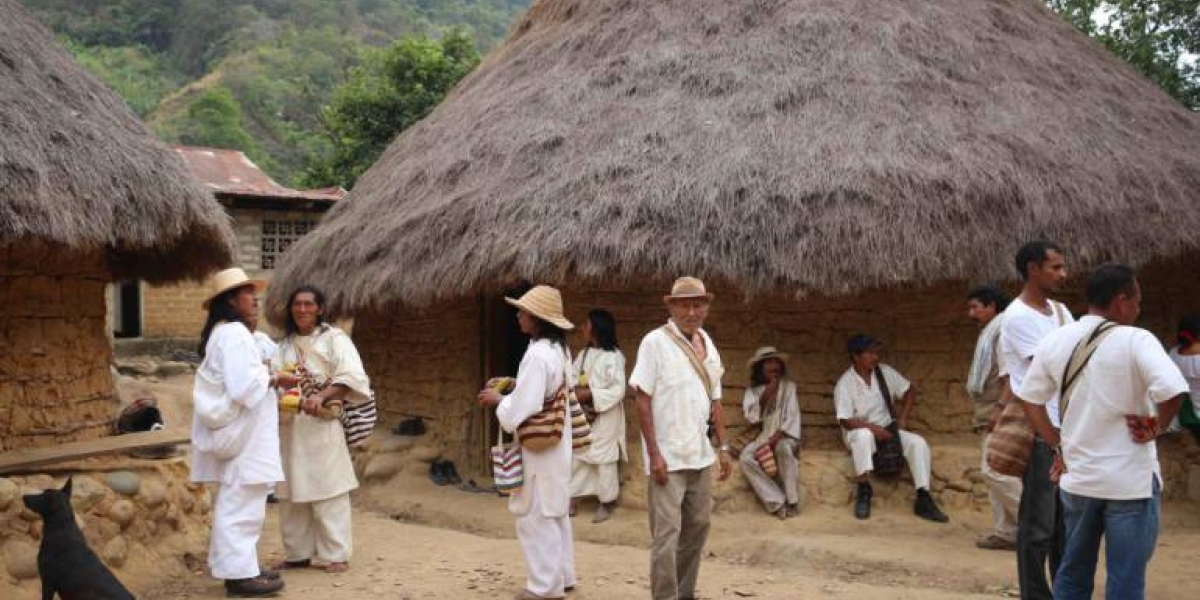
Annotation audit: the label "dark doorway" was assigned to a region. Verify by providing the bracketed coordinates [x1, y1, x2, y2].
[113, 281, 142, 338]
[470, 280, 533, 475]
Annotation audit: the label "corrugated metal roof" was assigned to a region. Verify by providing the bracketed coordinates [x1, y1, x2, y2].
[173, 146, 345, 203]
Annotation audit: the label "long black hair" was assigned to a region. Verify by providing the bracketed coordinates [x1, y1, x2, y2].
[283, 285, 327, 336]
[587, 309, 619, 351]
[198, 287, 251, 358]
[750, 357, 788, 387]
[530, 316, 567, 347]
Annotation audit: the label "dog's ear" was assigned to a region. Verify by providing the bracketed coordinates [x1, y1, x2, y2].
[62, 476, 73, 497]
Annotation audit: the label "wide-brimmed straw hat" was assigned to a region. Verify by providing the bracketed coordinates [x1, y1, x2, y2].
[505, 285, 574, 330]
[663, 276, 714, 303]
[747, 346, 790, 369]
[201, 267, 266, 310]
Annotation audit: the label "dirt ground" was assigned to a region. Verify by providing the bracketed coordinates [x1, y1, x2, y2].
[124, 373, 1200, 600]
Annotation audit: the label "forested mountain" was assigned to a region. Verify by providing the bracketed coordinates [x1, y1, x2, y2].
[21, 0, 529, 186]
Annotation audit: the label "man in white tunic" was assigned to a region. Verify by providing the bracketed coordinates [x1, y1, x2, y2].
[570, 308, 627, 523]
[1018, 264, 1187, 600]
[739, 347, 801, 519]
[630, 277, 732, 600]
[834, 334, 948, 523]
[478, 285, 577, 600]
[1000, 240, 1072, 600]
[966, 284, 1022, 550]
[190, 268, 284, 597]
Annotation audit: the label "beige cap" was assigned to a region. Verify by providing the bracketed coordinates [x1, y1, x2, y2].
[663, 276, 714, 303]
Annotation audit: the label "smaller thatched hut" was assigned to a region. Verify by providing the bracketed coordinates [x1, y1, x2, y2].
[272, 0, 1200, 498]
[0, 0, 234, 451]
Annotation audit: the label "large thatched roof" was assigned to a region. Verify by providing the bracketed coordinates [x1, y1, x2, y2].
[0, 0, 233, 282]
[273, 0, 1200, 316]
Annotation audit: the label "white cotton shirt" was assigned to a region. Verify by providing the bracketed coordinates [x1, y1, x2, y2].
[833, 365, 911, 428]
[1001, 297, 1074, 428]
[573, 347, 628, 465]
[190, 322, 284, 486]
[628, 321, 724, 475]
[496, 339, 574, 517]
[1019, 315, 1188, 500]
[252, 331, 277, 363]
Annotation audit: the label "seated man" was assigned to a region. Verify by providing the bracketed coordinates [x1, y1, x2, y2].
[739, 347, 801, 519]
[833, 334, 948, 523]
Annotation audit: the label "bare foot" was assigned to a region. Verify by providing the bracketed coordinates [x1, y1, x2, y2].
[325, 561, 349, 574]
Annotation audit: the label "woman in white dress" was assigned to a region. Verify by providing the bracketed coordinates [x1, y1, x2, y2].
[1168, 315, 1200, 442]
[270, 285, 371, 574]
[739, 346, 802, 519]
[569, 309, 627, 523]
[478, 285, 577, 600]
[190, 268, 285, 597]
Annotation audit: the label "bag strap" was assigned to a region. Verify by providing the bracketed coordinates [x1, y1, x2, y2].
[873, 366, 898, 419]
[660, 325, 714, 401]
[1052, 300, 1066, 327]
[495, 415, 510, 447]
[1058, 320, 1119, 422]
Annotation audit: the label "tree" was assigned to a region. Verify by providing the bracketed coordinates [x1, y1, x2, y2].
[1048, 0, 1200, 109]
[172, 86, 273, 170]
[300, 29, 481, 188]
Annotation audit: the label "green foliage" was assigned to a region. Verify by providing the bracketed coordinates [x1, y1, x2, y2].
[163, 86, 273, 170]
[63, 39, 179, 116]
[1048, 0, 1200, 109]
[300, 29, 481, 188]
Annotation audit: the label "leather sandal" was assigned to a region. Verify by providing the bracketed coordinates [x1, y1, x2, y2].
[325, 561, 350, 574]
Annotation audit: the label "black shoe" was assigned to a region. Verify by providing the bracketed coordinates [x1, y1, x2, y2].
[442, 460, 462, 485]
[914, 489, 949, 523]
[265, 493, 278, 504]
[854, 482, 872, 520]
[430, 461, 449, 486]
[225, 575, 284, 597]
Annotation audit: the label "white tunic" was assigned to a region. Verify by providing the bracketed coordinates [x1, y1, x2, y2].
[1000, 298, 1074, 427]
[497, 339, 574, 517]
[833, 365, 910, 428]
[628, 321, 724, 475]
[271, 325, 369, 502]
[1020, 315, 1188, 499]
[743, 379, 801, 445]
[191, 322, 283, 486]
[573, 347, 628, 464]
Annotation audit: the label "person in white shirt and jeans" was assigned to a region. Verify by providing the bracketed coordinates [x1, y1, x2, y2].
[999, 240, 1072, 600]
[1018, 264, 1187, 600]
[630, 276, 732, 600]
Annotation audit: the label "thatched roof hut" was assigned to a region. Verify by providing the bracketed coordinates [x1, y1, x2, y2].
[0, 0, 233, 281]
[273, 0, 1200, 315]
[1, 0, 234, 451]
[268, 0, 1200, 497]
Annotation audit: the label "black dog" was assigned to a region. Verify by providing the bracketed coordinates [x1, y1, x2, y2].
[22, 477, 135, 600]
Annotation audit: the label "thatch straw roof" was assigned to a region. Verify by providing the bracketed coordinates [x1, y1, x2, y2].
[0, 0, 233, 282]
[272, 0, 1200, 316]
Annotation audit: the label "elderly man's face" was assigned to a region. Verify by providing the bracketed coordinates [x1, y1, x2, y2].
[668, 298, 710, 334]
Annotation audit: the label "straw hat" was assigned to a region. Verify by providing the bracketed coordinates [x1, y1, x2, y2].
[505, 285, 574, 330]
[201, 267, 266, 309]
[663, 276, 714, 303]
[747, 346, 790, 368]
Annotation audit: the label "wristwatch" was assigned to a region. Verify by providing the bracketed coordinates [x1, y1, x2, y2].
[719, 443, 730, 453]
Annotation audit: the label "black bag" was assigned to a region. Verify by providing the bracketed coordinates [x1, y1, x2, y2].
[871, 366, 905, 477]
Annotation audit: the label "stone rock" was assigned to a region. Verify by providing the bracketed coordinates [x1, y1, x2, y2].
[3, 539, 39, 580]
[375, 436, 418, 453]
[138, 479, 167, 507]
[155, 361, 193, 377]
[1188, 465, 1200, 502]
[107, 499, 136, 527]
[116, 357, 158, 377]
[102, 536, 128, 568]
[105, 471, 141, 496]
[364, 454, 404, 481]
[407, 445, 442, 463]
[70, 475, 109, 512]
[0, 477, 18, 510]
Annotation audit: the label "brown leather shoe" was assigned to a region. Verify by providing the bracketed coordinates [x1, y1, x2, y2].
[225, 575, 284, 597]
[975, 534, 1017, 551]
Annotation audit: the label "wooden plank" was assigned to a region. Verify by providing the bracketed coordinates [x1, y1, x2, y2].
[0, 429, 190, 474]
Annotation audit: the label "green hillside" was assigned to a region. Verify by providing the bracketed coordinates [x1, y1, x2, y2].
[21, 0, 530, 186]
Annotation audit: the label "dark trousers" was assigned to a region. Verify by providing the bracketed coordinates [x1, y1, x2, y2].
[1017, 438, 1063, 600]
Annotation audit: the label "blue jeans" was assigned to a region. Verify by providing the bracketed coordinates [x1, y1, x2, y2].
[1054, 479, 1160, 600]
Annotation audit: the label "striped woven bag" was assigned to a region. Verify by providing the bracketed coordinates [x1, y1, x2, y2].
[517, 387, 566, 451]
[568, 391, 592, 452]
[491, 421, 523, 495]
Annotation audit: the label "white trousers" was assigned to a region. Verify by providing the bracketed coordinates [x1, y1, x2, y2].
[515, 483, 576, 597]
[844, 428, 932, 490]
[280, 492, 353, 563]
[980, 433, 1022, 541]
[209, 482, 271, 580]
[739, 438, 800, 512]
[570, 458, 620, 503]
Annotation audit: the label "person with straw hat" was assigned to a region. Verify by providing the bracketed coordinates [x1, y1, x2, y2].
[189, 268, 285, 597]
[739, 347, 802, 519]
[629, 276, 731, 600]
[478, 285, 578, 600]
